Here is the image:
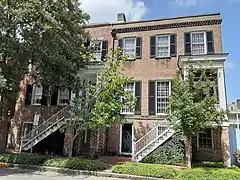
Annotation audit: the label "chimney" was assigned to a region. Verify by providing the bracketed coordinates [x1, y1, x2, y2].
[117, 13, 126, 23]
[237, 99, 240, 109]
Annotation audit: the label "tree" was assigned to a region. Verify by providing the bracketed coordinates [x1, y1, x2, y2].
[63, 50, 135, 157]
[0, 69, 6, 92]
[167, 62, 227, 168]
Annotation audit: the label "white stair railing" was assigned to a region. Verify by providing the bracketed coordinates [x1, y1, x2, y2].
[21, 105, 71, 149]
[134, 120, 170, 155]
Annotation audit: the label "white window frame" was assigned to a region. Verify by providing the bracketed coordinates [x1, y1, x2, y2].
[123, 38, 136, 60]
[197, 129, 214, 150]
[121, 82, 135, 115]
[31, 85, 43, 105]
[21, 122, 34, 139]
[155, 35, 171, 58]
[92, 40, 102, 62]
[57, 89, 70, 105]
[155, 81, 171, 115]
[191, 31, 207, 55]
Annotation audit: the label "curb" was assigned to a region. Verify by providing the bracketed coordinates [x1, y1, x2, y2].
[3, 163, 163, 180]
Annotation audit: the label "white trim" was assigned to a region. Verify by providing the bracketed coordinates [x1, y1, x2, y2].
[121, 82, 135, 115]
[91, 40, 103, 62]
[191, 31, 207, 55]
[155, 80, 171, 115]
[21, 122, 34, 138]
[123, 38, 136, 60]
[57, 89, 70, 106]
[155, 35, 170, 58]
[31, 85, 43, 106]
[119, 122, 133, 155]
[197, 129, 214, 150]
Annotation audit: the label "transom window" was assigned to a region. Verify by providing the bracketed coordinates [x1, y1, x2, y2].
[31, 85, 42, 105]
[121, 82, 135, 115]
[58, 89, 69, 105]
[156, 81, 170, 114]
[123, 38, 136, 59]
[198, 129, 213, 149]
[156, 35, 170, 58]
[92, 41, 102, 61]
[191, 32, 206, 55]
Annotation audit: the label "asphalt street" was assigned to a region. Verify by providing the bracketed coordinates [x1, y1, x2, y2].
[0, 168, 131, 180]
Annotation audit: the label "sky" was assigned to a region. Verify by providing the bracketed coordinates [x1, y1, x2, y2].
[80, 0, 240, 103]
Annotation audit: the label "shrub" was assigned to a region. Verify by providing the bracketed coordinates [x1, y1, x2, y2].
[43, 158, 108, 171]
[235, 149, 240, 167]
[0, 153, 47, 165]
[193, 161, 224, 168]
[141, 134, 185, 166]
[177, 168, 240, 180]
[112, 162, 177, 179]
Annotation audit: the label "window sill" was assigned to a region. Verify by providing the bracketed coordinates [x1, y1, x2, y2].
[121, 113, 135, 116]
[31, 104, 41, 106]
[155, 56, 172, 60]
[197, 148, 215, 152]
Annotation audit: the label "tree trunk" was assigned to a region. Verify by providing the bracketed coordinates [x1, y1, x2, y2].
[68, 132, 78, 158]
[185, 136, 192, 168]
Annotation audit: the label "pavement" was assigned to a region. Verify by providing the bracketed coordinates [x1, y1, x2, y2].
[0, 168, 131, 180]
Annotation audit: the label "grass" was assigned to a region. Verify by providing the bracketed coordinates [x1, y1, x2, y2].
[112, 162, 240, 180]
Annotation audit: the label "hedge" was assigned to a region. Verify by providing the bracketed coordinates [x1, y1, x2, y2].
[112, 162, 177, 179]
[141, 134, 185, 166]
[0, 154, 108, 171]
[177, 167, 240, 180]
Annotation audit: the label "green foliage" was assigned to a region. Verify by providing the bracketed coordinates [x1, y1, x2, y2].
[0, 69, 6, 91]
[0, 153, 108, 171]
[0, 153, 47, 165]
[43, 158, 108, 171]
[141, 135, 185, 166]
[0, 0, 90, 104]
[112, 162, 177, 179]
[193, 161, 224, 168]
[176, 168, 240, 180]
[167, 63, 227, 138]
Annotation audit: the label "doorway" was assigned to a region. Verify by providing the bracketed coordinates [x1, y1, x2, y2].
[120, 123, 133, 155]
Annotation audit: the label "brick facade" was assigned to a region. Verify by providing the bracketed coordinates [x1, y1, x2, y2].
[4, 13, 231, 166]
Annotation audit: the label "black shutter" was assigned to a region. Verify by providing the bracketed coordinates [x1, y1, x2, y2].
[150, 36, 156, 58]
[185, 33, 191, 55]
[101, 41, 108, 61]
[207, 31, 214, 54]
[51, 90, 58, 105]
[117, 39, 123, 60]
[25, 84, 33, 106]
[135, 81, 141, 115]
[84, 39, 90, 47]
[41, 86, 48, 105]
[149, 81, 155, 115]
[136, 37, 142, 59]
[170, 34, 176, 57]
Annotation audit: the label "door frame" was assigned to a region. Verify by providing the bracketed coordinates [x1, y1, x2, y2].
[119, 120, 133, 156]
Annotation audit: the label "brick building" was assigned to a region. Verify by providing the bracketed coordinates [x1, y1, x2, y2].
[4, 13, 231, 166]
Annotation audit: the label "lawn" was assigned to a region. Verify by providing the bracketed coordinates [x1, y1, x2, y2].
[112, 162, 240, 180]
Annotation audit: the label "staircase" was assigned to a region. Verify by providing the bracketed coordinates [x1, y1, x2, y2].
[133, 120, 175, 162]
[20, 105, 71, 151]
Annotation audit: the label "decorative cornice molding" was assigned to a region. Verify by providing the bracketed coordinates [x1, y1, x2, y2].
[113, 19, 222, 34]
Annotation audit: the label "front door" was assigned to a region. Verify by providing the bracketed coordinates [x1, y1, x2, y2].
[121, 123, 132, 154]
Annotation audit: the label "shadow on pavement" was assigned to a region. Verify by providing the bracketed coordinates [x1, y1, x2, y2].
[0, 168, 37, 176]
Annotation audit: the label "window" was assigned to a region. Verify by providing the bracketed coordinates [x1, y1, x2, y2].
[92, 41, 102, 61]
[198, 129, 213, 149]
[58, 89, 69, 105]
[31, 85, 42, 105]
[121, 82, 135, 115]
[191, 32, 206, 55]
[123, 38, 136, 59]
[156, 81, 171, 114]
[21, 122, 33, 138]
[156, 35, 170, 58]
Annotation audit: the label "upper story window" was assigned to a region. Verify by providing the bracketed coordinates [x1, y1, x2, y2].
[185, 31, 214, 55]
[91, 40, 108, 61]
[118, 37, 142, 60]
[150, 34, 176, 59]
[156, 35, 170, 58]
[149, 80, 171, 115]
[121, 82, 135, 115]
[31, 85, 42, 105]
[58, 89, 69, 105]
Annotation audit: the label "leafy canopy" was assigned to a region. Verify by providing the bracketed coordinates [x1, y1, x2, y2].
[167, 62, 227, 137]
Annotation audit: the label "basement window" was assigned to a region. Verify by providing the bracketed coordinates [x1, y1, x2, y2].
[197, 129, 214, 150]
